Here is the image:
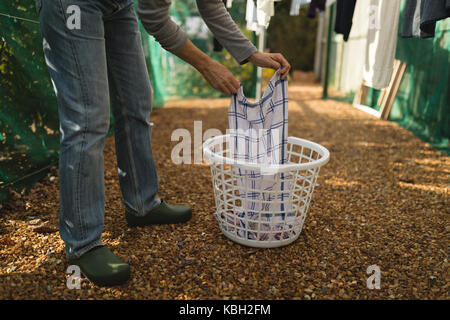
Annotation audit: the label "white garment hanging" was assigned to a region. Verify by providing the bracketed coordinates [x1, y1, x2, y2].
[256, 0, 275, 29]
[246, 0, 277, 33]
[363, 0, 401, 89]
[290, 0, 311, 16]
[246, 0, 260, 33]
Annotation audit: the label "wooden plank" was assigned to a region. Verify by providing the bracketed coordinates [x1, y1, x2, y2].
[353, 83, 369, 105]
[379, 60, 400, 110]
[360, 85, 369, 106]
[380, 61, 407, 120]
[352, 60, 406, 120]
[352, 83, 363, 105]
[353, 104, 381, 118]
[377, 88, 386, 106]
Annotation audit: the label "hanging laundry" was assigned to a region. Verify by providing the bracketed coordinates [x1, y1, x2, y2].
[307, 0, 326, 18]
[290, 0, 311, 16]
[256, 0, 275, 29]
[224, 71, 294, 241]
[226, 0, 233, 8]
[402, 0, 450, 39]
[246, 0, 260, 33]
[363, 0, 401, 90]
[246, 0, 276, 33]
[334, 0, 357, 42]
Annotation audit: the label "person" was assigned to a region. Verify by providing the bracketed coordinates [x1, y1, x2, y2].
[34, 0, 290, 287]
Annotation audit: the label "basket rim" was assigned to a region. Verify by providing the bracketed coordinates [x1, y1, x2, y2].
[202, 134, 330, 172]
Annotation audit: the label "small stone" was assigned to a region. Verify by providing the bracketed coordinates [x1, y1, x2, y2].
[7, 266, 17, 273]
[428, 276, 437, 287]
[28, 218, 41, 225]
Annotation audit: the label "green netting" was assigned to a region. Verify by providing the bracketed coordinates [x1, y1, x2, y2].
[364, 8, 449, 154]
[0, 1, 59, 203]
[0, 0, 257, 204]
[391, 3, 449, 153]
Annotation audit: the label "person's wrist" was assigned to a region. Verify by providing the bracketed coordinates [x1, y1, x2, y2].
[248, 51, 260, 64]
[195, 55, 214, 73]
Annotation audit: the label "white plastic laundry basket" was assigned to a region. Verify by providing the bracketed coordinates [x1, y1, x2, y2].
[203, 134, 330, 248]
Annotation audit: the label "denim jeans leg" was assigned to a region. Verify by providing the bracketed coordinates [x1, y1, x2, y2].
[37, 0, 111, 259]
[104, 4, 160, 217]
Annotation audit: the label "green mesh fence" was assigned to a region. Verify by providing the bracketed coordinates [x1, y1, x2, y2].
[0, 0, 257, 204]
[391, 3, 449, 153]
[0, 1, 59, 203]
[363, 18, 449, 154]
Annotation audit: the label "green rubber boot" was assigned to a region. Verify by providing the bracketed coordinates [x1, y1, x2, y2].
[69, 245, 130, 287]
[125, 200, 192, 227]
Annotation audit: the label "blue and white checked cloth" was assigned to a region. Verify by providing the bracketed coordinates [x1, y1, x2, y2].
[225, 70, 295, 241]
[229, 71, 288, 168]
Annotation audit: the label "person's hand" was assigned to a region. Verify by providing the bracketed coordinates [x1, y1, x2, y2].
[198, 60, 240, 95]
[173, 39, 240, 95]
[248, 52, 291, 80]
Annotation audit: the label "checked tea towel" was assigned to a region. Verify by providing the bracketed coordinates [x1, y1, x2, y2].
[223, 70, 296, 241]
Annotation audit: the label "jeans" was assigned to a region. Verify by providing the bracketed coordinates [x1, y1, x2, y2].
[35, 0, 160, 259]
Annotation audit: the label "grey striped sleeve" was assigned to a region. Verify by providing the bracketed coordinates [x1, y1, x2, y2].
[137, 0, 189, 54]
[137, 0, 258, 64]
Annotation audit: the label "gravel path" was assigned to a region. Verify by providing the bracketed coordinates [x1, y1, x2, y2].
[0, 74, 448, 299]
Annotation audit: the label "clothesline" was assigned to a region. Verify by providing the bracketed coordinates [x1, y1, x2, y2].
[242, 0, 449, 91]
[0, 12, 40, 24]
